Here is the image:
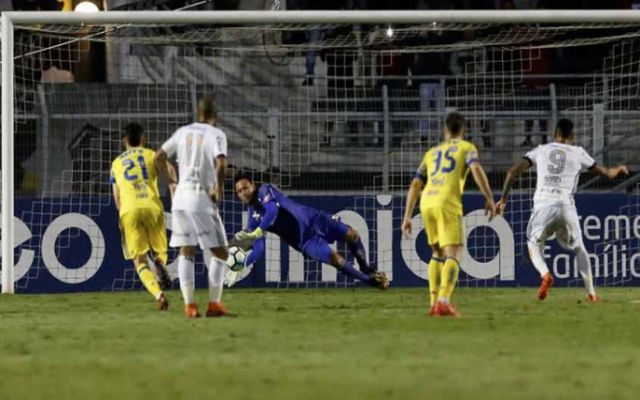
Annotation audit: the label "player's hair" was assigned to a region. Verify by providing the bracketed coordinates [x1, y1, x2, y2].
[197, 95, 218, 123]
[555, 118, 574, 139]
[124, 122, 144, 146]
[234, 172, 254, 185]
[445, 112, 465, 136]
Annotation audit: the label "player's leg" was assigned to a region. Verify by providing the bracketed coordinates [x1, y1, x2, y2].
[558, 206, 597, 301]
[149, 209, 172, 290]
[527, 206, 558, 300]
[434, 209, 463, 317]
[304, 237, 388, 289]
[342, 226, 375, 274]
[428, 245, 444, 314]
[122, 209, 167, 309]
[170, 210, 200, 317]
[206, 247, 231, 317]
[436, 244, 462, 316]
[574, 242, 597, 301]
[133, 254, 168, 310]
[421, 207, 444, 313]
[197, 212, 232, 317]
[320, 213, 375, 274]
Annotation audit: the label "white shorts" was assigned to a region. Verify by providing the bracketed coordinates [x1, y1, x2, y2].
[169, 210, 228, 250]
[527, 202, 583, 250]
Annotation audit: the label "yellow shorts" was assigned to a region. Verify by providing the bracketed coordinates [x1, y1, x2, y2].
[420, 207, 464, 248]
[120, 207, 168, 265]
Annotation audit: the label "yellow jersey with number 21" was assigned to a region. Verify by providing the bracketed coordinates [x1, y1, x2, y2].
[110, 147, 162, 217]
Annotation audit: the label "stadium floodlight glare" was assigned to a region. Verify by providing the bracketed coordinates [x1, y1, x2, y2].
[385, 25, 394, 38]
[74, 2, 100, 13]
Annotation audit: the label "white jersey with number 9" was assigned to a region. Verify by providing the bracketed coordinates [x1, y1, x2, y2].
[525, 142, 595, 208]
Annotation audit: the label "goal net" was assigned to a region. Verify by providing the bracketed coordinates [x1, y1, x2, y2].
[1, 11, 638, 293]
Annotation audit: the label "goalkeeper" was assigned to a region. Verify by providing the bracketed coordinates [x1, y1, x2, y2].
[228, 174, 388, 289]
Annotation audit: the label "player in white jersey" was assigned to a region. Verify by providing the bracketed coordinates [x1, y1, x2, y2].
[496, 119, 628, 301]
[155, 96, 231, 318]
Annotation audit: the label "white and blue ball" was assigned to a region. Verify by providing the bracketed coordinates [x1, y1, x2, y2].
[226, 246, 247, 271]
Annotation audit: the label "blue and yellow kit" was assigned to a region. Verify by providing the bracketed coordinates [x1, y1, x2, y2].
[110, 147, 167, 264]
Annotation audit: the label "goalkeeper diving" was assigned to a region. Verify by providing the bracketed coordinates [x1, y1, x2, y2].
[226, 173, 389, 289]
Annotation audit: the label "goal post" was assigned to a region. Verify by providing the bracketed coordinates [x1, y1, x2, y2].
[2, 9, 640, 293]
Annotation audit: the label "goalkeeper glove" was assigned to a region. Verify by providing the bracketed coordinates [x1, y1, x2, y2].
[224, 269, 241, 287]
[234, 227, 264, 244]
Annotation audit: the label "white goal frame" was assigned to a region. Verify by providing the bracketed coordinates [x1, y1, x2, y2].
[2, 9, 640, 293]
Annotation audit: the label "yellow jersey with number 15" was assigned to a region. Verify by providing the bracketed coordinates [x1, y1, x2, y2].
[416, 139, 479, 215]
[110, 147, 162, 217]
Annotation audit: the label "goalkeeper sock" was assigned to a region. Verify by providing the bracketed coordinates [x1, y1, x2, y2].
[428, 257, 444, 307]
[575, 244, 596, 296]
[178, 255, 195, 305]
[528, 241, 550, 277]
[340, 261, 372, 284]
[437, 257, 460, 303]
[135, 263, 163, 300]
[348, 238, 373, 274]
[208, 257, 226, 303]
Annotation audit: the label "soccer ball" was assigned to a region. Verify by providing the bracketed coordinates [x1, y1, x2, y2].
[226, 246, 247, 271]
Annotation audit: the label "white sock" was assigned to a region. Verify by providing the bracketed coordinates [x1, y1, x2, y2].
[528, 241, 550, 277]
[575, 245, 596, 296]
[178, 255, 195, 305]
[208, 257, 226, 303]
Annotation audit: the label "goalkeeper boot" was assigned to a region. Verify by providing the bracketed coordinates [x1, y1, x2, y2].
[155, 262, 172, 291]
[369, 272, 389, 290]
[184, 303, 201, 318]
[206, 302, 231, 318]
[537, 272, 554, 301]
[156, 293, 169, 311]
[587, 293, 600, 303]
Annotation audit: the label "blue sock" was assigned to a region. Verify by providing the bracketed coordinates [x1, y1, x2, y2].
[340, 261, 372, 284]
[348, 238, 373, 274]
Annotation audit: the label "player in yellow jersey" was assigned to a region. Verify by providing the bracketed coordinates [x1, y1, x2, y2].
[111, 123, 175, 311]
[402, 112, 496, 317]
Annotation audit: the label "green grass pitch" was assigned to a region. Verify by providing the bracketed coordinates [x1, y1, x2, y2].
[1, 287, 639, 400]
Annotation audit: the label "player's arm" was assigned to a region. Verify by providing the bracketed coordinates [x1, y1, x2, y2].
[211, 133, 228, 205]
[469, 160, 496, 221]
[110, 169, 121, 211]
[154, 149, 178, 198]
[496, 158, 532, 215]
[235, 198, 279, 244]
[589, 164, 629, 180]
[112, 183, 121, 212]
[211, 155, 227, 205]
[402, 177, 424, 238]
[244, 238, 265, 266]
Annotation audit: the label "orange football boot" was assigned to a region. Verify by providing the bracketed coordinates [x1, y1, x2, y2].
[206, 302, 231, 318]
[184, 303, 201, 318]
[537, 272, 554, 301]
[587, 293, 600, 303]
[436, 302, 461, 318]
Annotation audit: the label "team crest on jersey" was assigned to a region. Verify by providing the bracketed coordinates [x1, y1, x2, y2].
[252, 211, 261, 220]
